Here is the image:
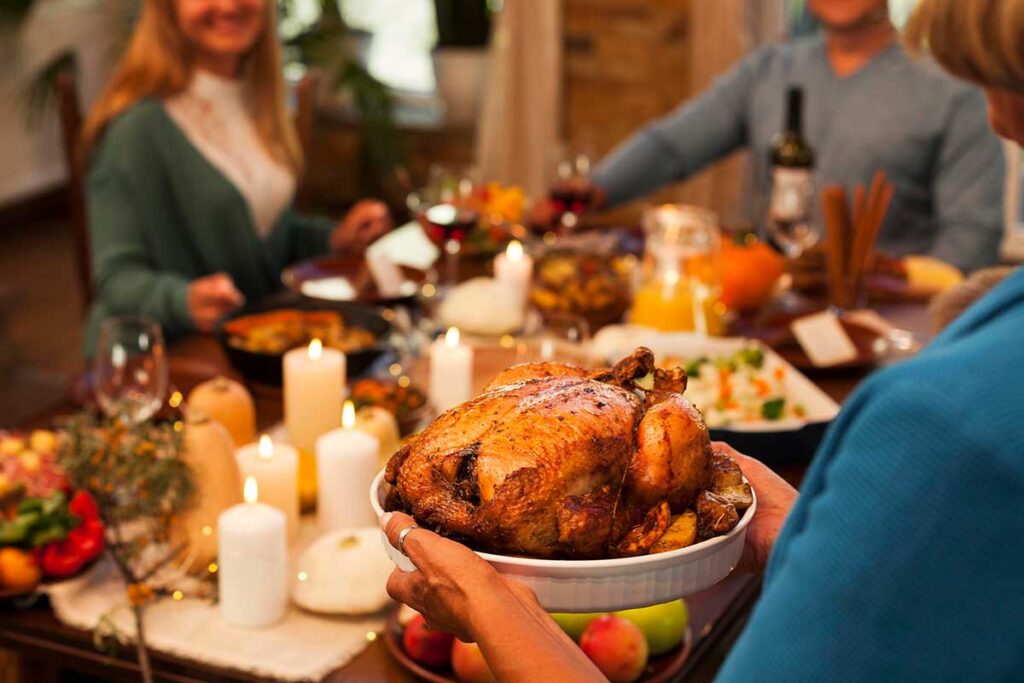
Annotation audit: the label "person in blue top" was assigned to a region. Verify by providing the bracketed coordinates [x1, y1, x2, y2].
[376, 1, 1024, 679]
[541, 0, 1005, 273]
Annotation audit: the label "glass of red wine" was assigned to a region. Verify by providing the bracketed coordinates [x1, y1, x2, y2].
[409, 168, 479, 293]
[549, 150, 594, 232]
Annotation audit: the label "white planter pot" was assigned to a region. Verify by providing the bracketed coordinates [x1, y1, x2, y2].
[431, 47, 488, 128]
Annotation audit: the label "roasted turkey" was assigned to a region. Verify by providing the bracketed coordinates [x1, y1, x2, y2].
[384, 347, 747, 559]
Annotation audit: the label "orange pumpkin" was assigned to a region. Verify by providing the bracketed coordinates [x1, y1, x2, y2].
[720, 235, 784, 311]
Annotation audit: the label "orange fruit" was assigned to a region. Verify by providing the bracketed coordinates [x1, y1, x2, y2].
[0, 548, 41, 591]
[720, 236, 784, 311]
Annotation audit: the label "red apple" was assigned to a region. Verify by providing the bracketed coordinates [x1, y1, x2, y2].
[403, 614, 455, 669]
[451, 640, 496, 683]
[579, 614, 649, 683]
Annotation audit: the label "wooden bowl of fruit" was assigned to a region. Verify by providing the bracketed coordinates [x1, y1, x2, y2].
[385, 601, 691, 683]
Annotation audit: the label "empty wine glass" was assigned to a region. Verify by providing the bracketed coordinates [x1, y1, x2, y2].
[94, 316, 168, 424]
[514, 310, 592, 366]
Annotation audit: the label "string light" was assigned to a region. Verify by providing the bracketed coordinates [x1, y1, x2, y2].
[208, 562, 218, 574]
[168, 391, 183, 408]
[172, 590, 184, 601]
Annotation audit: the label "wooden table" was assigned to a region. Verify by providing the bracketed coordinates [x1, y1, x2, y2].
[0, 301, 935, 682]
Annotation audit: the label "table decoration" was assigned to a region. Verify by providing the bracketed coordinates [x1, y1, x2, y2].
[352, 405, 402, 468]
[218, 477, 288, 628]
[284, 337, 345, 509]
[291, 528, 392, 615]
[429, 327, 473, 413]
[172, 411, 240, 571]
[185, 376, 255, 447]
[436, 277, 526, 336]
[493, 239, 534, 306]
[316, 401, 380, 531]
[235, 435, 299, 539]
[58, 412, 197, 683]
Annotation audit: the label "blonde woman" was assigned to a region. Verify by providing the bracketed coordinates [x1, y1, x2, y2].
[378, 1, 1024, 680]
[80, 0, 391, 354]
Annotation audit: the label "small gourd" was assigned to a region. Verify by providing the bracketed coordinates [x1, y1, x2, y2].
[187, 376, 255, 448]
[292, 529, 393, 615]
[354, 406, 401, 469]
[173, 410, 242, 572]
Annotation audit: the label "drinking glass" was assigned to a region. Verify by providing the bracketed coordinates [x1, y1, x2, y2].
[766, 180, 819, 258]
[514, 310, 592, 366]
[409, 165, 480, 292]
[94, 316, 168, 424]
[548, 148, 594, 232]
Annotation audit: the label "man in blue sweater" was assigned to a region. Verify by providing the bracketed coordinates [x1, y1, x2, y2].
[585, 0, 1005, 272]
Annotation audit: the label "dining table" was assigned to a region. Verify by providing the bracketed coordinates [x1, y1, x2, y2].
[0, 295, 936, 683]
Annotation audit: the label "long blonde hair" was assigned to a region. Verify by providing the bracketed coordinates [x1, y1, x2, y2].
[81, 0, 302, 174]
[905, 0, 1024, 93]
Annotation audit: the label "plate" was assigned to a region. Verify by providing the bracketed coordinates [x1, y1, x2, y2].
[591, 326, 841, 463]
[383, 603, 692, 683]
[216, 293, 394, 386]
[766, 318, 892, 371]
[370, 470, 755, 613]
[282, 255, 426, 305]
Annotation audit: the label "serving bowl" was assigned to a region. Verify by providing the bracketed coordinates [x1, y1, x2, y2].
[369, 470, 755, 613]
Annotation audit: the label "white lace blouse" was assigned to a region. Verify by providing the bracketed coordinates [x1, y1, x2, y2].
[164, 70, 296, 239]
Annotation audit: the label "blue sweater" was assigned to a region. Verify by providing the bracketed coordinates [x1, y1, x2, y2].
[593, 36, 1005, 272]
[718, 266, 1024, 681]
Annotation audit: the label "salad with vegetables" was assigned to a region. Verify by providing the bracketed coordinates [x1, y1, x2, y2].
[664, 346, 807, 427]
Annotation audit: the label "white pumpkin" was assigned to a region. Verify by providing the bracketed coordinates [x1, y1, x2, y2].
[354, 406, 401, 469]
[292, 528, 394, 615]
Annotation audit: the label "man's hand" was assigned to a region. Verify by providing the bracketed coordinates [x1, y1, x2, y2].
[713, 442, 799, 573]
[330, 199, 392, 254]
[187, 273, 244, 332]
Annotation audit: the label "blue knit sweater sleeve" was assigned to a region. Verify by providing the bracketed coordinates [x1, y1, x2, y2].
[716, 360, 1024, 681]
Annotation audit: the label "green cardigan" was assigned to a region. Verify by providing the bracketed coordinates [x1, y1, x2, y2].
[84, 99, 334, 356]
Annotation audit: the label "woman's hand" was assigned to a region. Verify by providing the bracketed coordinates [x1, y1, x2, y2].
[381, 511, 604, 682]
[187, 272, 244, 332]
[712, 442, 799, 573]
[330, 199, 392, 254]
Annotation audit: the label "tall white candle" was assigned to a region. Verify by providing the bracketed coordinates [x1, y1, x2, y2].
[284, 338, 345, 507]
[494, 240, 534, 305]
[218, 477, 288, 628]
[430, 327, 473, 413]
[235, 435, 299, 540]
[315, 401, 381, 531]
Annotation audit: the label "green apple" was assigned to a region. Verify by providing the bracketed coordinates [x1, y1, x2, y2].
[550, 612, 603, 641]
[614, 599, 688, 656]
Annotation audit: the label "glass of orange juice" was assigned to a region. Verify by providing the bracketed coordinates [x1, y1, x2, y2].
[632, 205, 724, 334]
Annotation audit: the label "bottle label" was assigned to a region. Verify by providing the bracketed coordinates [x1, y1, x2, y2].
[769, 167, 813, 222]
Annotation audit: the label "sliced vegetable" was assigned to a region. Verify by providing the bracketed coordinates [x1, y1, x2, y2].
[762, 398, 786, 420]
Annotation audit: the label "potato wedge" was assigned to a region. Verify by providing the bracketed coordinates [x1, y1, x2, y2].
[650, 511, 698, 554]
[715, 483, 753, 511]
[710, 449, 744, 489]
[696, 491, 740, 539]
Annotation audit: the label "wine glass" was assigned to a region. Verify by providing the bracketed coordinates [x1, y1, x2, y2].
[94, 316, 168, 424]
[514, 310, 592, 366]
[766, 179, 819, 259]
[410, 166, 480, 293]
[548, 148, 594, 233]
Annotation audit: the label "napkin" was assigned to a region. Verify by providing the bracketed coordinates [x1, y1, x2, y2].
[366, 222, 440, 271]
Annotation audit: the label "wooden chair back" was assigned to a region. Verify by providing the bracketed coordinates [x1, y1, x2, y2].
[55, 69, 93, 313]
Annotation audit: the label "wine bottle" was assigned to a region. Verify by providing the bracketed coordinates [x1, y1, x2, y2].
[767, 87, 816, 256]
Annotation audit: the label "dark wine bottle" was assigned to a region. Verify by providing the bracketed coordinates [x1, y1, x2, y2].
[767, 87, 816, 256]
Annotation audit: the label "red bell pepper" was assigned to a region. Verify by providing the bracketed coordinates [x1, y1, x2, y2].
[68, 491, 99, 523]
[42, 539, 85, 578]
[67, 519, 105, 563]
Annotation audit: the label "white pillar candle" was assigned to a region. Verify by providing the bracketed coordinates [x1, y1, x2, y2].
[494, 240, 534, 305]
[235, 435, 299, 540]
[284, 338, 345, 507]
[218, 477, 288, 628]
[430, 327, 473, 414]
[315, 401, 381, 531]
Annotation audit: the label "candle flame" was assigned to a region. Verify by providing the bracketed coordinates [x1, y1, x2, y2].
[258, 434, 273, 459]
[506, 240, 524, 262]
[243, 476, 259, 504]
[308, 338, 323, 360]
[663, 269, 680, 286]
[342, 400, 356, 429]
[445, 327, 460, 348]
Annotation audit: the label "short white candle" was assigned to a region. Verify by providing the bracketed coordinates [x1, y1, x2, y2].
[284, 338, 345, 506]
[430, 327, 473, 413]
[235, 435, 299, 539]
[218, 477, 288, 628]
[494, 240, 534, 305]
[315, 401, 381, 531]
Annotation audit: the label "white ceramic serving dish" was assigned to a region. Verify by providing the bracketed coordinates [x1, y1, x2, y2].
[591, 325, 840, 433]
[370, 470, 755, 613]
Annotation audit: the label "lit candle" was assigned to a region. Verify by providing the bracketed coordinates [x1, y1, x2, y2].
[494, 240, 534, 305]
[430, 327, 473, 413]
[235, 435, 299, 539]
[315, 401, 381, 531]
[218, 477, 288, 628]
[284, 338, 345, 509]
